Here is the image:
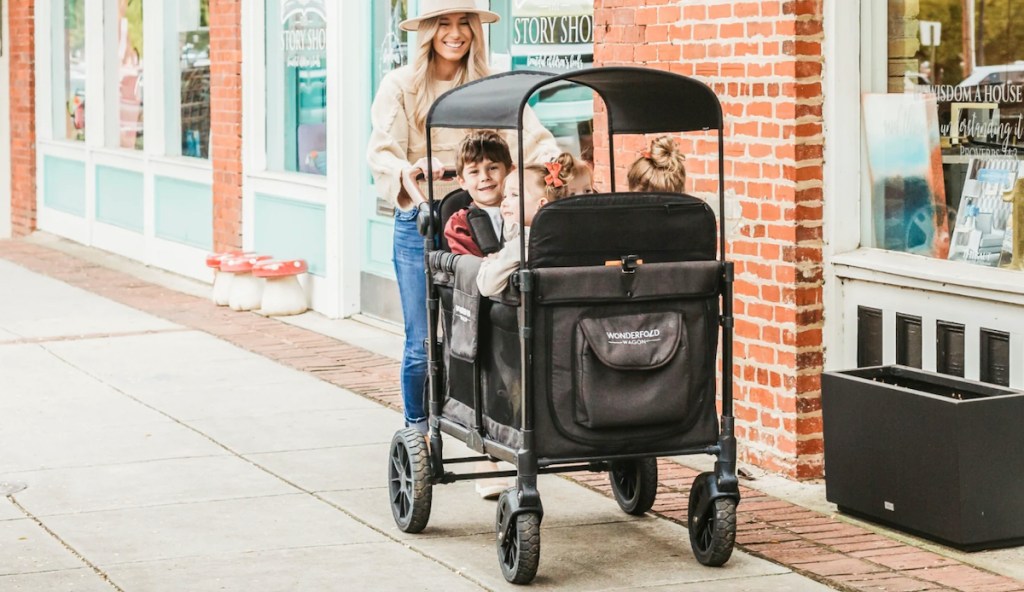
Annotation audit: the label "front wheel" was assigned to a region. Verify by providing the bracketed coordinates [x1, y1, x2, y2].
[609, 457, 658, 515]
[496, 488, 541, 584]
[687, 473, 737, 567]
[388, 428, 432, 533]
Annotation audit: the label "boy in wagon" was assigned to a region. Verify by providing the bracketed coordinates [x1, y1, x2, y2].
[445, 131, 514, 256]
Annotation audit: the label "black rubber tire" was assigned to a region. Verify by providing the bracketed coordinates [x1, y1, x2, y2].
[609, 457, 658, 515]
[687, 476, 737, 567]
[496, 488, 541, 585]
[388, 428, 432, 533]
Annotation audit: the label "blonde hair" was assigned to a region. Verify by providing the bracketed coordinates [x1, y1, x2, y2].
[523, 152, 585, 202]
[411, 14, 490, 129]
[628, 136, 687, 193]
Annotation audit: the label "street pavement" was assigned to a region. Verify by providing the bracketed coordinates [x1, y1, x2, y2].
[0, 257, 834, 591]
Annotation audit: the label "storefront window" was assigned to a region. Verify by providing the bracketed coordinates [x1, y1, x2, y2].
[63, 0, 86, 142]
[868, 0, 1023, 271]
[373, 0, 408, 91]
[118, 0, 144, 150]
[508, 1, 595, 162]
[266, 0, 327, 176]
[371, 0, 409, 215]
[179, 0, 210, 159]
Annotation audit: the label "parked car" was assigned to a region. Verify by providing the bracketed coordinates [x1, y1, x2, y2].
[958, 63, 1024, 87]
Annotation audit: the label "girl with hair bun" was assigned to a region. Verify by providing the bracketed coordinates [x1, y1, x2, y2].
[627, 135, 688, 193]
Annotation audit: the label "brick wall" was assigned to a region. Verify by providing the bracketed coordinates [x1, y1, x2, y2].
[8, 0, 36, 237]
[594, 0, 826, 479]
[209, 0, 243, 251]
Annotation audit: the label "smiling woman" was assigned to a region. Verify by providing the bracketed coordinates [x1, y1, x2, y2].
[366, 0, 558, 436]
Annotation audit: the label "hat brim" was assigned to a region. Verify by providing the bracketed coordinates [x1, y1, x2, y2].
[399, 9, 500, 32]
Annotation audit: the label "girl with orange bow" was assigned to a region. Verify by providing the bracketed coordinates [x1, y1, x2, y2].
[477, 153, 592, 296]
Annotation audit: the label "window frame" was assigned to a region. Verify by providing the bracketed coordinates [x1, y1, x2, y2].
[50, 0, 89, 144]
[823, 0, 1024, 374]
[260, 0, 329, 179]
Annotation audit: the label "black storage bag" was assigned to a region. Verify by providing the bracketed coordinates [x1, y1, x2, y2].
[575, 311, 691, 429]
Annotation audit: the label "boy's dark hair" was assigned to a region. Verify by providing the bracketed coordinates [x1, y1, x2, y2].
[456, 130, 514, 176]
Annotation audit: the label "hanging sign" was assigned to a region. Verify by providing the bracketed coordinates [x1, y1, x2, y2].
[512, 14, 594, 46]
[511, 0, 593, 73]
[281, 0, 326, 68]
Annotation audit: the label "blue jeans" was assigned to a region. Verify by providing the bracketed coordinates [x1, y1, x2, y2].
[393, 207, 429, 427]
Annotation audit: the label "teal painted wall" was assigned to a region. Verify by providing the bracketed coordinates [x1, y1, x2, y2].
[154, 176, 213, 249]
[43, 156, 86, 216]
[364, 217, 395, 279]
[254, 194, 326, 276]
[95, 166, 144, 232]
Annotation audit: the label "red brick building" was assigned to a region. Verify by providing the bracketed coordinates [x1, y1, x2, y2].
[593, 0, 826, 478]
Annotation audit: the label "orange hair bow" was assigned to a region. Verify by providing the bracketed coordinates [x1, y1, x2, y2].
[544, 161, 564, 188]
[641, 150, 652, 159]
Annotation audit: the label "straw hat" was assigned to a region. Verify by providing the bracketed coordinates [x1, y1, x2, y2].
[399, 0, 500, 32]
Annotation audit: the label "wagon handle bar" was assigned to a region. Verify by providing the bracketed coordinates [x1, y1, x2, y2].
[401, 167, 458, 206]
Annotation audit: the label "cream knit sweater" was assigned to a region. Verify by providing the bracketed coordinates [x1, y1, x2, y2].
[367, 65, 560, 210]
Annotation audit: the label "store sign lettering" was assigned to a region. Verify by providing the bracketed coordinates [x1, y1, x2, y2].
[513, 15, 594, 45]
[925, 84, 1024, 104]
[526, 54, 585, 70]
[283, 27, 326, 68]
[945, 113, 1024, 153]
[282, 0, 326, 68]
[283, 29, 326, 53]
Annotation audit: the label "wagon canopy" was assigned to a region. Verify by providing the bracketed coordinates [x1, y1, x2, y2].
[426, 66, 723, 135]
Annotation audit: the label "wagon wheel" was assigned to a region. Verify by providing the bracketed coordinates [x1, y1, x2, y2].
[687, 472, 737, 567]
[495, 488, 541, 584]
[388, 428, 432, 533]
[608, 457, 658, 515]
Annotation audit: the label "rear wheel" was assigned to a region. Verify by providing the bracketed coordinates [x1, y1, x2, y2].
[388, 428, 432, 533]
[609, 457, 658, 515]
[687, 473, 736, 567]
[496, 488, 541, 584]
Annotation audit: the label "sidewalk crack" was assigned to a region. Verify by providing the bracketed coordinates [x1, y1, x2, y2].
[7, 497, 126, 592]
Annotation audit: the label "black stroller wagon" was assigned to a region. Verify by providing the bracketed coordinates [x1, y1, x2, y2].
[387, 67, 740, 584]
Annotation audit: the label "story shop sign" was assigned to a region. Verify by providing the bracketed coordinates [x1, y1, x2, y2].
[281, 1, 326, 68]
[514, 14, 593, 70]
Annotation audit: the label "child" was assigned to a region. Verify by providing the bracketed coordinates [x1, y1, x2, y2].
[472, 152, 586, 499]
[477, 152, 588, 296]
[627, 135, 687, 193]
[445, 131, 514, 257]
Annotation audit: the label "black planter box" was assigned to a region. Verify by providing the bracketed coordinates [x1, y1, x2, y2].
[822, 365, 1024, 551]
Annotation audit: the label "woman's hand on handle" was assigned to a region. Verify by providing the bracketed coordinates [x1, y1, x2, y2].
[410, 156, 446, 181]
[401, 157, 448, 207]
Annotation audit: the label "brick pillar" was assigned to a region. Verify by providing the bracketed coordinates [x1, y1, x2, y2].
[595, 0, 827, 479]
[209, 0, 243, 251]
[9, 0, 36, 237]
[888, 0, 920, 91]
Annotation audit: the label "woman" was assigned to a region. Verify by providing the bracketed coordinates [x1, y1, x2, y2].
[367, 0, 558, 436]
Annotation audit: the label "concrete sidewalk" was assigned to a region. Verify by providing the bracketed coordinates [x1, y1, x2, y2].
[0, 242, 828, 590]
[3, 234, 1024, 592]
